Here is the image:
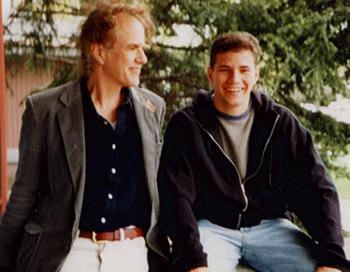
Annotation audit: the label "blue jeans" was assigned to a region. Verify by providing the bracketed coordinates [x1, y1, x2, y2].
[198, 218, 317, 272]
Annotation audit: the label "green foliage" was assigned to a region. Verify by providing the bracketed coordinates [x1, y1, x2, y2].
[4, 0, 350, 181]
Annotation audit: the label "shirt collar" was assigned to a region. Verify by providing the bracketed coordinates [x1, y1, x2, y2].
[210, 91, 252, 121]
[80, 77, 133, 114]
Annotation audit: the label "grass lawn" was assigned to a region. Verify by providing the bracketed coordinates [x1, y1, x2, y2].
[334, 178, 350, 199]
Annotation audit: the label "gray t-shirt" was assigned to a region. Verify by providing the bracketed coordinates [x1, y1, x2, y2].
[216, 104, 254, 180]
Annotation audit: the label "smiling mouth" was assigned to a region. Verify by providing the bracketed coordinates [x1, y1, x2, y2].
[224, 87, 243, 92]
[130, 67, 141, 73]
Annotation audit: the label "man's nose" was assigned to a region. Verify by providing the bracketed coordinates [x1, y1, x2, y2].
[136, 48, 148, 64]
[227, 70, 241, 83]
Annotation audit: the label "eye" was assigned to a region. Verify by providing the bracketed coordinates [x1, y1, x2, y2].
[219, 67, 230, 72]
[240, 68, 251, 74]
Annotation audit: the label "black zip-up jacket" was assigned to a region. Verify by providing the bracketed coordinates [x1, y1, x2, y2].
[158, 89, 350, 271]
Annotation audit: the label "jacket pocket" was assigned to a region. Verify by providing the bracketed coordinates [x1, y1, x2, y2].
[16, 224, 43, 271]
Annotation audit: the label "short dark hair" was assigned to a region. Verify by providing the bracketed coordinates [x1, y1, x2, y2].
[210, 31, 261, 68]
[79, 1, 155, 76]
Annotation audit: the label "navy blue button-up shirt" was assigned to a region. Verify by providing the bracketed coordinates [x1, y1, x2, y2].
[79, 78, 151, 232]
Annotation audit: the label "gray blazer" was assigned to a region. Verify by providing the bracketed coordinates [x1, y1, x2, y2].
[0, 80, 166, 271]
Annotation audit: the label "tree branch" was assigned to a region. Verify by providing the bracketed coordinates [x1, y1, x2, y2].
[142, 74, 204, 89]
[154, 42, 207, 51]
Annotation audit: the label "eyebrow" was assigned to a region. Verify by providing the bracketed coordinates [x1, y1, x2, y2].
[217, 65, 231, 69]
[217, 64, 252, 69]
[127, 43, 150, 49]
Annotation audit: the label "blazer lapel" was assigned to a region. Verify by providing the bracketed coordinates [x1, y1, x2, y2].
[57, 81, 86, 212]
[130, 88, 159, 203]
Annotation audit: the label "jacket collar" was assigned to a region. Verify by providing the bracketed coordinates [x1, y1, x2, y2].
[130, 86, 161, 210]
[192, 89, 223, 145]
[57, 80, 86, 220]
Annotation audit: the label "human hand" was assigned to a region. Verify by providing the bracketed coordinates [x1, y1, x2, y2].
[189, 266, 208, 272]
[315, 266, 341, 272]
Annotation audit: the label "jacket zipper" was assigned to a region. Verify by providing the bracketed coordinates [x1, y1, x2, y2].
[242, 115, 280, 185]
[193, 113, 280, 228]
[193, 119, 247, 228]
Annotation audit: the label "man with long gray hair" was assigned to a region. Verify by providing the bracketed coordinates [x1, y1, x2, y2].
[0, 1, 167, 271]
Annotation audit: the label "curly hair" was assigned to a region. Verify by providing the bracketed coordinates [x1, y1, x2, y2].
[79, 0, 155, 76]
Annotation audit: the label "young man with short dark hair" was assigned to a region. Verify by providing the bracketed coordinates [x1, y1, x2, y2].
[158, 31, 350, 272]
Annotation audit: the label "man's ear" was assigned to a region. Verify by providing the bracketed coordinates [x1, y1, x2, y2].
[254, 66, 260, 84]
[90, 43, 105, 65]
[207, 66, 213, 86]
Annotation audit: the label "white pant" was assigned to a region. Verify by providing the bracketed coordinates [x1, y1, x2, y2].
[60, 236, 148, 272]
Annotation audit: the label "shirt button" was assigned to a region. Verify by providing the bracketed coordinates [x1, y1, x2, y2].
[104, 121, 108, 125]
[108, 193, 113, 200]
[111, 168, 116, 174]
[101, 217, 106, 224]
[112, 144, 116, 150]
